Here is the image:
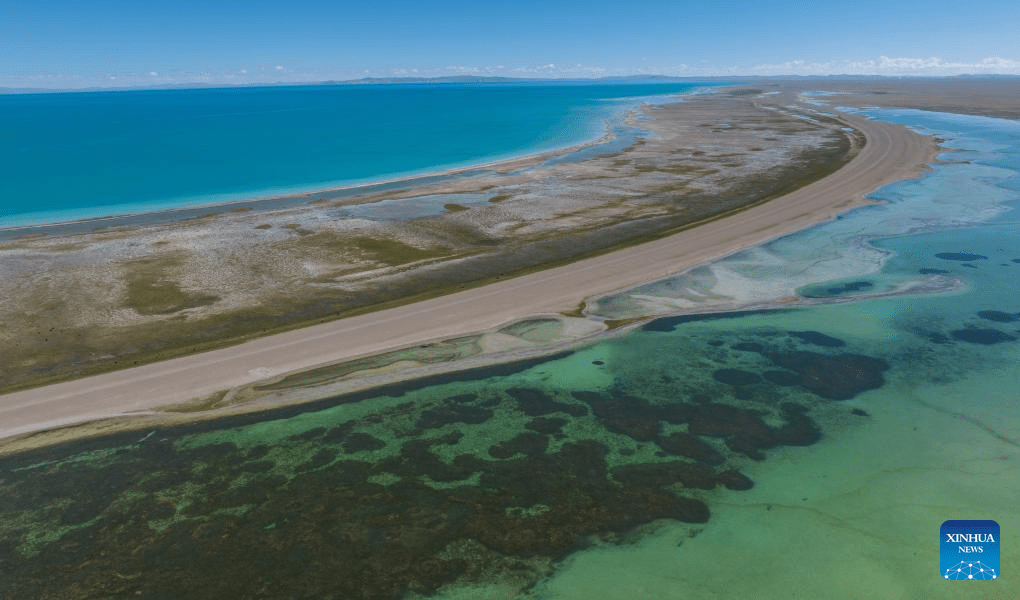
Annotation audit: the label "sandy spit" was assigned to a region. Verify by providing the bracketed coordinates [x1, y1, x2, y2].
[0, 105, 937, 445]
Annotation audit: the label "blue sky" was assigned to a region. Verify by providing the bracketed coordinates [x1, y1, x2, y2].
[3, 0, 1019, 88]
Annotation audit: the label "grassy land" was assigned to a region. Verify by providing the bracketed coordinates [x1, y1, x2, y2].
[122, 256, 220, 316]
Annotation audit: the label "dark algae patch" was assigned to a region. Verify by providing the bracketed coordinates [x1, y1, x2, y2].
[507, 387, 588, 417]
[488, 432, 550, 459]
[763, 370, 802, 386]
[525, 416, 568, 435]
[950, 328, 1018, 345]
[712, 368, 762, 386]
[828, 280, 873, 293]
[801, 280, 874, 298]
[414, 403, 494, 430]
[976, 310, 1020, 323]
[341, 432, 387, 452]
[766, 351, 889, 400]
[572, 390, 660, 441]
[655, 432, 726, 466]
[788, 330, 847, 348]
[935, 252, 988, 261]
[642, 309, 788, 333]
[658, 401, 821, 461]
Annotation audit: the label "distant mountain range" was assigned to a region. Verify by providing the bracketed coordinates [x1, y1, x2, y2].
[2, 73, 1018, 94]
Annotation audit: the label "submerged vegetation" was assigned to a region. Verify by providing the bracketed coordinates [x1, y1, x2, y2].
[1, 323, 884, 598]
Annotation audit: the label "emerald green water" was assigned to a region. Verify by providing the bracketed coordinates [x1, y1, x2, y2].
[1, 109, 1018, 598]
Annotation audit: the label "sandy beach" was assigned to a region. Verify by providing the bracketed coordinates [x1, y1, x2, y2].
[0, 97, 937, 446]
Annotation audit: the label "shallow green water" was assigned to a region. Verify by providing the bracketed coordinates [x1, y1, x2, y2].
[1, 109, 1018, 598]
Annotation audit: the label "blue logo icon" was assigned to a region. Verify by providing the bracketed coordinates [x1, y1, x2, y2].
[941, 520, 999, 581]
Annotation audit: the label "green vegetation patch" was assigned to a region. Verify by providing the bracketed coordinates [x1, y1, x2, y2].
[159, 389, 230, 414]
[121, 256, 219, 316]
[603, 316, 649, 330]
[349, 236, 448, 265]
[559, 302, 587, 319]
[443, 203, 469, 213]
[633, 163, 719, 176]
[727, 88, 763, 96]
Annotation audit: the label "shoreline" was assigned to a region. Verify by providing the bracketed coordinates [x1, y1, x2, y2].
[0, 267, 964, 459]
[0, 103, 939, 453]
[0, 88, 708, 237]
[0, 133, 605, 234]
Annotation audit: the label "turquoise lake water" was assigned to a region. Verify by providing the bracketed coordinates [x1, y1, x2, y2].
[1, 109, 1018, 598]
[0, 81, 705, 227]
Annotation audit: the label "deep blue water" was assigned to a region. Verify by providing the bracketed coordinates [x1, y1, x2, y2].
[0, 81, 707, 226]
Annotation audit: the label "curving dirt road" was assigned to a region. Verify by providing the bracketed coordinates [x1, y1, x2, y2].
[0, 109, 936, 442]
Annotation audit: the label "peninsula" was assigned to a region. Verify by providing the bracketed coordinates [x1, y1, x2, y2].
[0, 82, 947, 451]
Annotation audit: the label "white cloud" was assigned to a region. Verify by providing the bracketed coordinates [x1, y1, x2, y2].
[7, 54, 1020, 91]
[747, 56, 1020, 76]
[509, 63, 588, 76]
[444, 64, 482, 74]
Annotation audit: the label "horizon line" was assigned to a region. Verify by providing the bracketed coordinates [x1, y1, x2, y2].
[3, 72, 1019, 95]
